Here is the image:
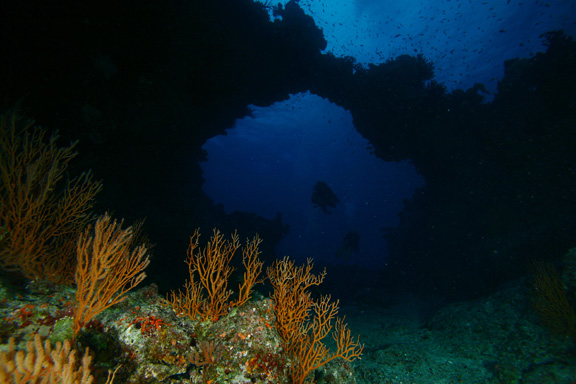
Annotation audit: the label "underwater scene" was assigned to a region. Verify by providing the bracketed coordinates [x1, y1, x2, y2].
[1, 0, 576, 383]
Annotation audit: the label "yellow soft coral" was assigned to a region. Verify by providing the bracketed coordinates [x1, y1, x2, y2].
[0, 111, 102, 283]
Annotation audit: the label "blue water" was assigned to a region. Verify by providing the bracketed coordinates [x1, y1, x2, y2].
[261, 0, 576, 93]
[201, 92, 424, 268]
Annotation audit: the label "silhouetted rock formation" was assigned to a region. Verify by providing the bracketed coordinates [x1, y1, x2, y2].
[1, 0, 575, 299]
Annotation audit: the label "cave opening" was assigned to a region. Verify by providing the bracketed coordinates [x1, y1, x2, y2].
[200, 91, 424, 268]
